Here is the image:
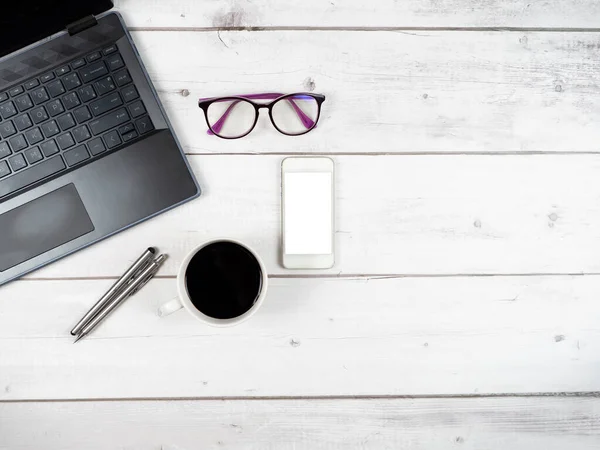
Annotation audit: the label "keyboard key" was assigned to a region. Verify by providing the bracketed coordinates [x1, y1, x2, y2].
[8, 153, 27, 171]
[30, 106, 48, 124]
[79, 61, 108, 83]
[14, 94, 33, 112]
[87, 51, 101, 62]
[103, 130, 122, 149]
[135, 116, 154, 135]
[55, 65, 70, 76]
[95, 76, 116, 96]
[122, 130, 138, 142]
[62, 73, 82, 91]
[25, 127, 43, 145]
[0, 121, 16, 138]
[40, 72, 55, 83]
[89, 108, 130, 135]
[24, 146, 43, 164]
[78, 85, 97, 103]
[72, 125, 91, 143]
[47, 99, 64, 117]
[41, 139, 59, 157]
[128, 100, 146, 118]
[56, 132, 75, 150]
[57, 113, 76, 131]
[9, 86, 24, 97]
[9, 134, 27, 152]
[121, 85, 139, 103]
[13, 114, 32, 131]
[31, 86, 49, 105]
[0, 160, 10, 179]
[114, 69, 132, 87]
[106, 54, 125, 71]
[71, 58, 86, 70]
[0, 142, 11, 158]
[103, 44, 118, 55]
[90, 92, 123, 116]
[73, 106, 92, 124]
[24, 79, 39, 90]
[47, 79, 65, 98]
[118, 123, 135, 135]
[64, 144, 90, 167]
[62, 92, 81, 110]
[0, 101, 17, 119]
[41, 120, 60, 138]
[0, 92, 7, 102]
[88, 137, 106, 155]
[0, 155, 65, 199]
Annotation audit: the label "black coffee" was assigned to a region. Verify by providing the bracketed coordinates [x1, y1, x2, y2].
[185, 241, 263, 319]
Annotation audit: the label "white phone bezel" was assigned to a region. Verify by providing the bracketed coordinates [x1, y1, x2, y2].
[281, 157, 335, 269]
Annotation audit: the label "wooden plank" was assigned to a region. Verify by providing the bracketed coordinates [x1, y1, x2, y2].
[1, 276, 599, 400]
[2, 397, 600, 449]
[113, 0, 600, 28]
[22, 154, 600, 279]
[121, 30, 600, 155]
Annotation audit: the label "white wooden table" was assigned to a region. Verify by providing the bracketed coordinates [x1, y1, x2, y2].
[2, 0, 600, 448]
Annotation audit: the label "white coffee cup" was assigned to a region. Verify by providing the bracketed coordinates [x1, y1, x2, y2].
[158, 239, 268, 326]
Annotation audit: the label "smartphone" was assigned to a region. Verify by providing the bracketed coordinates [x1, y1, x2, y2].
[282, 157, 335, 269]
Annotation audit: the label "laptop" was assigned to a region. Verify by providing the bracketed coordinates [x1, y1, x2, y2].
[0, 1, 200, 286]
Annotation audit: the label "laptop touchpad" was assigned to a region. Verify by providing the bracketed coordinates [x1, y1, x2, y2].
[0, 184, 94, 272]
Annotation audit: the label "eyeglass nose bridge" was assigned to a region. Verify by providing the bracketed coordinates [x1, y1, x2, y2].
[254, 104, 273, 122]
[253, 105, 274, 133]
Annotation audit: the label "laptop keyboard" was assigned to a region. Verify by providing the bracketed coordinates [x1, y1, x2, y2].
[0, 43, 155, 200]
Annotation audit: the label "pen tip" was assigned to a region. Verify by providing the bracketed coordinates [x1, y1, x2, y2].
[73, 334, 84, 344]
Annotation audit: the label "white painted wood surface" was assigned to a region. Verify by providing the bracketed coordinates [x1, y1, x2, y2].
[24, 155, 600, 279]
[126, 31, 600, 155]
[2, 397, 600, 450]
[3, 0, 600, 448]
[2, 276, 599, 399]
[114, 0, 600, 28]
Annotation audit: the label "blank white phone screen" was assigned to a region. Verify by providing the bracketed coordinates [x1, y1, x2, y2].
[284, 172, 332, 255]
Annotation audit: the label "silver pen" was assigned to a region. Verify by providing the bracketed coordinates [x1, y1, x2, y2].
[74, 254, 168, 343]
[70, 247, 156, 336]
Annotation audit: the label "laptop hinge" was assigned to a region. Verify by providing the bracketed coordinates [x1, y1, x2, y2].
[67, 15, 98, 36]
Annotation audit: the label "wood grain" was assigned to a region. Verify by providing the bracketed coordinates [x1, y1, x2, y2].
[20, 154, 600, 279]
[2, 276, 599, 400]
[113, 0, 600, 29]
[119, 30, 600, 155]
[2, 397, 600, 449]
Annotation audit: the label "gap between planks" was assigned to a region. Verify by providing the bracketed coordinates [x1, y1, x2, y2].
[2, 392, 600, 404]
[19, 273, 600, 281]
[128, 26, 600, 33]
[182, 151, 600, 156]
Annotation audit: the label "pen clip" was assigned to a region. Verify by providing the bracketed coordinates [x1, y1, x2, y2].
[128, 255, 167, 296]
[127, 258, 155, 283]
[128, 271, 156, 296]
[114, 258, 154, 296]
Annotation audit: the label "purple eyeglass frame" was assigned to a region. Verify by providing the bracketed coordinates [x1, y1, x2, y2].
[198, 92, 326, 139]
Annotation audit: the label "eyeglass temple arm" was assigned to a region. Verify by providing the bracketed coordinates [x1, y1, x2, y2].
[204, 93, 316, 135]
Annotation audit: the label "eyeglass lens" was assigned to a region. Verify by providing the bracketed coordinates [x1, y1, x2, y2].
[207, 99, 256, 138]
[271, 95, 319, 135]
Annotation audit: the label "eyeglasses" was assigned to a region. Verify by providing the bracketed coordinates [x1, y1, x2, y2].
[198, 93, 325, 139]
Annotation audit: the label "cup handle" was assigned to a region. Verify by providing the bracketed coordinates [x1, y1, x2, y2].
[158, 297, 183, 317]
